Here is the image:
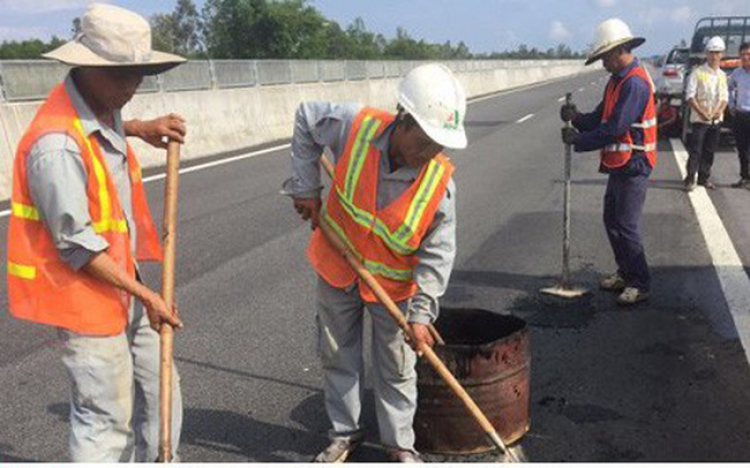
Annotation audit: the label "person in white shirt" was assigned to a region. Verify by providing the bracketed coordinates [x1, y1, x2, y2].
[684, 36, 729, 191]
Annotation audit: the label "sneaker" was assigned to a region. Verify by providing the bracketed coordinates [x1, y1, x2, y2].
[387, 450, 424, 463]
[313, 436, 363, 463]
[684, 181, 697, 192]
[616, 287, 650, 305]
[600, 273, 626, 292]
[730, 178, 750, 188]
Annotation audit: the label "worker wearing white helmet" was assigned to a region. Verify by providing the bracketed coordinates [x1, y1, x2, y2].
[560, 18, 656, 305]
[683, 36, 729, 190]
[282, 63, 466, 463]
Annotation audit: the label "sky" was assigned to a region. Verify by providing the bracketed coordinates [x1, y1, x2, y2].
[0, 0, 748, 56]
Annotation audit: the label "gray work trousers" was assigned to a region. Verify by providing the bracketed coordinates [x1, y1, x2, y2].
[57, 299, 182, 462]
[316, 278, 418, 451]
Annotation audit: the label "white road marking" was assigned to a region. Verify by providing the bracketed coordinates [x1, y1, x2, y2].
[516, 113, 534, 123]
[142, 143, 291, 183]
[578, 87, 585, 92]
[557, 96, 566, 102]
[670, 138, 750, 363]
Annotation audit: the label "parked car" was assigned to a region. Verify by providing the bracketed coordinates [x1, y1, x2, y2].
[681, 16, 750, 143]
[658, 47, 689, 97]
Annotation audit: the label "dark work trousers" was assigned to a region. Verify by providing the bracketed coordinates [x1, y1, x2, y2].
[603, 170, 651, 291]
[734, 111, 750, 180]
[686, 122, 721, 184]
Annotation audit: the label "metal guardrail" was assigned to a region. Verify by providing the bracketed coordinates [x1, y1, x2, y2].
[0, 58, 580, 103]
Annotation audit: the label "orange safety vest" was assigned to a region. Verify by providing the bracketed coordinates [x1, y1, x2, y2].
[307, 108, 454, 303]
[7, 82, 162, 336]
[601, 64, 658, 169]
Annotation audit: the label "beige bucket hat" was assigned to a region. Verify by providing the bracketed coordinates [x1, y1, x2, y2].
[585, 18, 645, 65]
[43, 3, 185, 75]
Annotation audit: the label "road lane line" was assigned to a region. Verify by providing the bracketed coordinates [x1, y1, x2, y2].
[670, 138, 750, 363]
[142, 143, 291, 183]
[516, 113, 534, 123]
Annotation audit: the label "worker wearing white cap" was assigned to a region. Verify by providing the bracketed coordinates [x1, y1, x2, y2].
[7, 3, 187, 462]
[560, 18, 656, 305]
[684, 36, 730, 191]
[282, 63, 466, 462]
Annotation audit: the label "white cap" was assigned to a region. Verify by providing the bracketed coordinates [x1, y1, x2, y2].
[397, 63, 467, 149]
[705, 36, 726, 53]
[586, 18, 645, 65]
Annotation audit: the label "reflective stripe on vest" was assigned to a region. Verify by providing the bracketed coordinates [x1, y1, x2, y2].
[631, 117, 657, 129]
[11, 202, 40, 221]
[323, 211, 413, 282]
[72, 118, 128, 235]
[605, 142, 657, 152]
[7, 262, 37, 280]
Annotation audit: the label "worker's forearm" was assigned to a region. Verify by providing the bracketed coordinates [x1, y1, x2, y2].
[82, 252, 152, 302]
[688, 98, 706, 116]
[122, 119, 142, 137]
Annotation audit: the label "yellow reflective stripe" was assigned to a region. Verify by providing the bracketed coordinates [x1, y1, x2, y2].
[323, 213, 413, 282]
[344, 116, 380, 201]
[334, 188, 417, 256]
[93, 219, 128, 234]
[11, 202, 40, 221]
[395, 160, 445, 242]
[8, 262, 36, 280]
[73, 118, 112, 225]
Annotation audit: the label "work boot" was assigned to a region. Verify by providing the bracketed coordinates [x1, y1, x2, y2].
[684, 180, 697, 192]
[600, 273, 626, 292]
[698, 181, 715, 190]
[730, 178, 750, 188]
[616, 287, 650, 306]
[313, 436, 363, 463]
[387, 449, 424, 463]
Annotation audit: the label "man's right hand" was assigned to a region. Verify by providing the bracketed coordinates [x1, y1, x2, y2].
[293, 197, 322, 230]
[142, 290, 183, 332]
[560, 103, 578, 122]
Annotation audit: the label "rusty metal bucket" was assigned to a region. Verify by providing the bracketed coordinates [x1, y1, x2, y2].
[414, 308, 530, 455]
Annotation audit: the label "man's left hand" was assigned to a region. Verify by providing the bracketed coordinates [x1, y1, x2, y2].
[406, 323, 435, 355]
[125, 114, 187, 149]
[561, 127, 580, 146]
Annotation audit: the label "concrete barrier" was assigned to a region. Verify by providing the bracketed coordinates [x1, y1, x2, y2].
[0, 59, 592, 201]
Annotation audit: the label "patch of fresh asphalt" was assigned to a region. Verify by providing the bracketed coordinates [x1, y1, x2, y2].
[1, 69, 750, 462]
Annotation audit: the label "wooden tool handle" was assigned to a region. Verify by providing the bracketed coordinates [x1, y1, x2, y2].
[319, 155, 445, 345]
[318, 220, 515, 460]
[158, 141, 181, 462]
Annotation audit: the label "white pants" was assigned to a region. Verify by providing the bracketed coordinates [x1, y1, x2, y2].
[316, 278, 418, 451]
[57, 300, 182, 462]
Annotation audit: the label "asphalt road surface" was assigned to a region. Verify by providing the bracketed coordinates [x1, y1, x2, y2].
[2, 68, 750, 462]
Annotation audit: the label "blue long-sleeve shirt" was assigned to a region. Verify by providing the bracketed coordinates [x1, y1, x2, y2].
[573, 58, 652, 176]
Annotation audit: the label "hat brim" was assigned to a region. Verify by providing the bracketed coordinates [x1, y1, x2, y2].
[43, 41, 186, 75]
[585, 37, 645, 65]
[411, 111, 468, 150]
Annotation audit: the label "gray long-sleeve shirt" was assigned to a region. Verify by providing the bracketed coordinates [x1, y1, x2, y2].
[282, 102, 457, 324]
[26, 73, 136, 271]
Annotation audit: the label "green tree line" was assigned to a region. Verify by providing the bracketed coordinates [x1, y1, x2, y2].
[0, 0, 585, 60]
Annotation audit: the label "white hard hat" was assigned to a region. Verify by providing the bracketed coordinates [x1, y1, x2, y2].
[397, 63, 467, 149]
[705, 36, 726, 52]
[586, 18, 645, 65]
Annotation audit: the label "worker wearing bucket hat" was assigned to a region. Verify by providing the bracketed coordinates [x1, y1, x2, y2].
[560, 18, 656, 305]
[282, 63, 466, 462]
[7, 3, 187, 462]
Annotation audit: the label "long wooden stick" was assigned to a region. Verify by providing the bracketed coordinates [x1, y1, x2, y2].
[158, 141, 181, 462]
[319, 155, 445, 346]
[315, 181, 517, 461]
